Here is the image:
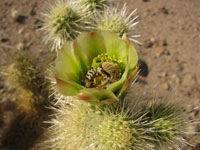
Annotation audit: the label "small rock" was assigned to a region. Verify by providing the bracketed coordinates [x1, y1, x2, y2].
[182, 74, 197, 86]
[155, 46, 165, 57]
[11, 10, 20, 19]
[144, 39, 154, 48]
[172, 74, 181, 85]
[160, 6, 169, 15]
[163, 83, 170, 90]
[142, 0, 150, 2]
[11, 10, 27, 23]
[30, 2, 37, 16]
[175, 77, 181, 84]
[162, 40, 168, 46]
[17, 43, 25, 50]
[16, 15, 27, 24]
[158, 72, 167, 78]
[0, 37, 9, 43]
[175, 40, 183, 45]
[138, 59, 149, 77]
[150, 37, 156, 43]
[18, 28, 24, 34]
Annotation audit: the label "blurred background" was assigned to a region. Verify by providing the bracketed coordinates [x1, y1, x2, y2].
[0, 0, 199, 149]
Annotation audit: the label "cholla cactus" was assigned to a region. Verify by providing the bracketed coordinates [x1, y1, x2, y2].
[40, 0, 90, 51]
[44, 99, 102, 150]
[145, 102, 191, 150]
[3, 52, 51, 116]
[44, 97, 155, 150]
[126, 87, 194, 150]
[93, 4, 141, 44]
[96, 107, 155, 150]
[80, 0, 108, 14]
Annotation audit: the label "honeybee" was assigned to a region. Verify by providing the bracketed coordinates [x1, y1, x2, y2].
[85, 62, 120, 88]
[85, 68, 98, 88]
[101, 62, 120, 81]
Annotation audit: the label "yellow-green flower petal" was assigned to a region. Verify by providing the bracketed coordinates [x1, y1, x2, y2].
[73, 32, 106, 73]
[103, 31, 128, 63]
[77, 88, 118, 104]
[107, 38, 138, 96]
[55, 76, 84, 96]
[125, 38, 138, 76]
[53, 42, 83, 84]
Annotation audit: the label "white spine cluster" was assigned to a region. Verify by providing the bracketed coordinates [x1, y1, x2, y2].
[40, 0, 90, 51]
[93, 4, 141, 44]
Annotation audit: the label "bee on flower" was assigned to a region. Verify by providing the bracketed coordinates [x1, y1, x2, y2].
[51, 31, 138, 105]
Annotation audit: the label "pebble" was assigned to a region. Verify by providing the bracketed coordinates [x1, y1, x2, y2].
[11, 10, 20, 19]
[175, 39, 183, 45]
[182, 74, 197, 86]
[171, 74, 181, 85]
[18, 28, 24, 35]
[150, 37, 156, 43]
[155, 46, 165, 57]
[175, 76, 181, 85]
[160, 7, 169, 15]
[162, 83, 170, 90]
[138, 59, 149, 77]
[0, 37, 9, 43]
[144, 39, 153, 48]
[158, 72, 167, 78]
[11, 10, 27, 24]
[17, 43, 25, 50]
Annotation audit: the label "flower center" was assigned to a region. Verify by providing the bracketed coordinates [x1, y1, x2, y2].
[85, 53, 123, 88]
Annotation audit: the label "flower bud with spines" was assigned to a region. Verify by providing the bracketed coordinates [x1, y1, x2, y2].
[80, 0, 108, 14]
[93, 4, 141, 44]
[145, 102, 191, 150]
[40, 0, 90, 51]
[3, 51, 51, 116]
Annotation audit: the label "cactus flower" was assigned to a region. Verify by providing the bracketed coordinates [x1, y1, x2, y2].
[52, 31, 138, 104]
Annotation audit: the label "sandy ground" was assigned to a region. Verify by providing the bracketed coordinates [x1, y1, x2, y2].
[0, 0, 199, 149]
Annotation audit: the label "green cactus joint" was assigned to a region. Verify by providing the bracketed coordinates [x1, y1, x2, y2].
[50, 5, 81, 39]
[52, 31, 138, 105]
[98, 117, 133, 149]
[144, 102, 189, 149]
[41, 0, 89, 51]
[44, 100, 103, 150]
[97, 17, 128, 38]
[81, 0, 107, 13]
[93, 5, 141, 44]
[5, 53, 51, 115]
[153, 119, 177, 142]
